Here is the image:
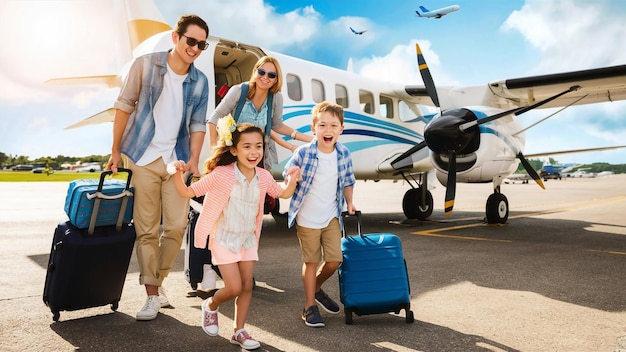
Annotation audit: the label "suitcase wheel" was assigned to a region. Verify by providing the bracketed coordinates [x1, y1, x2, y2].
[52, 311, 60, 322]
[344, 309, 353, 325]
[405, 310, 415, 323]
[111, 302, 119, 311]
[191, 282, 198, 290]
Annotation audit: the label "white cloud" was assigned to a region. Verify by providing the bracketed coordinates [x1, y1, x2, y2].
[159, 0, 322, 51]
[353, 40, 461, 86]
[501, 0, 626, 72]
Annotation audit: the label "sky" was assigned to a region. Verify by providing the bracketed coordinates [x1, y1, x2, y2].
[1, 0, 626, 165]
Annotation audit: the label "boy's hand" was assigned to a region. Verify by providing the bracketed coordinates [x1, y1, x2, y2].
[346, 203, 357, 215]
[285, 166, 302, 182]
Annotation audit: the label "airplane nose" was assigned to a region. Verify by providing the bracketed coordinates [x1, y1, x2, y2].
[424, 108, 478, 154]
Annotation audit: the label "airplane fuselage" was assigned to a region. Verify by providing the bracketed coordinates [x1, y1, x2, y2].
[134, 31, 523, 187]
[416, 5, 460, 18]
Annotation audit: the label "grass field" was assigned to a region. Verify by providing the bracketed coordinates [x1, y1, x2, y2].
[0, 171, 125, 182]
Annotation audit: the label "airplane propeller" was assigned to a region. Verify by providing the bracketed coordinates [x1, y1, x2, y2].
[413, 43, 578, 215]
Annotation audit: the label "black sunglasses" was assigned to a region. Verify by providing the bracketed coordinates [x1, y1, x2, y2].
[257, 68, 277, 79]
[181, 34, 209, 50]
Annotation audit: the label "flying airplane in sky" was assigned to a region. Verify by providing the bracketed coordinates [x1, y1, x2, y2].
[415, 5, 460, 19]
[55, 0, 626, 224]
[349, 27, 367, 35]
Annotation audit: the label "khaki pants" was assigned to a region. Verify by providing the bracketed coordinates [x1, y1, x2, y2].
[124, 156, 189, 286]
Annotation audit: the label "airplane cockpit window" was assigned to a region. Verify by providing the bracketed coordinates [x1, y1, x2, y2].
[312, 79, 325, 103]
[335, 84, 348, 108]
[359, 90, 374, 114]
[379, 95, 393, 119]
[287, 74, 302, 101]
[398, 100, 423, 122]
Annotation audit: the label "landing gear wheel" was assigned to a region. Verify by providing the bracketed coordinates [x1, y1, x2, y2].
[486, 193, 508, 224]
[402, 188, 434, 220]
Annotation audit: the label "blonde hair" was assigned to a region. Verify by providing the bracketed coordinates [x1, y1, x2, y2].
[203, 123, 265, 174]
[311, 101, 344, 125]
[247, 56, 283, 99]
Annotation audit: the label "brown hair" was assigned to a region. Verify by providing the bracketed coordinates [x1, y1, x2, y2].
[203, 123, 265, 174]
[175, 14, 209, 39]
[311, 101, 344, 125]
[247, 56, 283, 99]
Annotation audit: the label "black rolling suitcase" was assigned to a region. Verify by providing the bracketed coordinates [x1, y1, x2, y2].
[183, 175, 221, 290]
[338, 211, 414, 324]
[43, 170, 136, 321]
[184, 198, 221, 290]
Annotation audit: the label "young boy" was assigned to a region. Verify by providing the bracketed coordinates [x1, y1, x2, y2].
[283, 101, 357, 327]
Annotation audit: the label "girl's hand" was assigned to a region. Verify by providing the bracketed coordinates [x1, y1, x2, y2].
[167, 160, 187, 175]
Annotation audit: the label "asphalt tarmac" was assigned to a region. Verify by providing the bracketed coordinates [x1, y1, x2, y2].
[1, 175, 625, 352]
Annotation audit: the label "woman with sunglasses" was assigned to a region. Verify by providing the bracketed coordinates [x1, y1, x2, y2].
[208, 56, 312, 171]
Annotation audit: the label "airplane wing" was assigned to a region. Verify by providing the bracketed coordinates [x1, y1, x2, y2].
[45, 75, 121, 88]
[488, 64, 626, 109]
[64, 108, 115, 130]
[524, 145, 626, 159]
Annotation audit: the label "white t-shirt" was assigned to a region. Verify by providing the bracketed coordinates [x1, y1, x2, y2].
[296, 149, 338, 228]
[137, 64, 187, 166]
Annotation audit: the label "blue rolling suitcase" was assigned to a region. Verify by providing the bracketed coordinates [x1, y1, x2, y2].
[338, 211, 414, 324]
[64, 169, 134, 234]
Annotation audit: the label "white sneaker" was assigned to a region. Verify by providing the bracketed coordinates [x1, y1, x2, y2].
[230, 328, 261, 350]
[201, 265, 217, 291]
[136, 295, 160, 321]
[201, 298, 219, 336]
[158, 286, 171, 308]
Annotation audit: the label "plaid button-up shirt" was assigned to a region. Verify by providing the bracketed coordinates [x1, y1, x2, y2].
[283, 139, 355, 228]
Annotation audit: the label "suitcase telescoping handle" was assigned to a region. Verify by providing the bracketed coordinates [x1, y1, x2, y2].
[87, 168, 133, 235]
[341, 210, 362, 238]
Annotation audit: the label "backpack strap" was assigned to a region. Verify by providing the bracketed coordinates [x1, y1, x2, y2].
[234, 82, 274, 139]
[265, 92, 273, 138]
[233, 83, 249, 122]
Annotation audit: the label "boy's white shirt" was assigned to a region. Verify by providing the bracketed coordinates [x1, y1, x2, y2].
[296, 149, 338, 228]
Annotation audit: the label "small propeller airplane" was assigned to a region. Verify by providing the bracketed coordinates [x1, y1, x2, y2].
[54, 0, 626, 223]
[415, 5, 460, 19]
[349, 27, 367, 35]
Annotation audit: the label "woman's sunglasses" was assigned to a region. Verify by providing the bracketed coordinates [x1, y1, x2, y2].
[181, 34, 209, 50]
[257, 68, 278, 79]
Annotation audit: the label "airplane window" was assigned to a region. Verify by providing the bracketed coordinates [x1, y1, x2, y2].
[359, 90, 374, 114]
[287, 74, 302, 101]
[312, 79, 325, 103]
[380, 95, 393, 119]
[335, 84, 348, 108]
[398, 100, 423, 122]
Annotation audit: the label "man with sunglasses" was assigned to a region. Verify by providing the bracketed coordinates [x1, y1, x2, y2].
[105, 14, 210, 321]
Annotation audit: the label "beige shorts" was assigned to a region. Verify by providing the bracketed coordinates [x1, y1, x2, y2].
[296, 217, 343, 263]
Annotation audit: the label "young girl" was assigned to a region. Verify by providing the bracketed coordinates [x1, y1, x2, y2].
[172, 120, 301, 350]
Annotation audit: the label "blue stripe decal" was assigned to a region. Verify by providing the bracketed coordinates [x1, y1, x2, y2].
[342, 129, 419, 146]
[281, 107, 425, 144]
[479, 124, 519, 154]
